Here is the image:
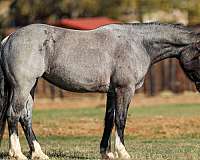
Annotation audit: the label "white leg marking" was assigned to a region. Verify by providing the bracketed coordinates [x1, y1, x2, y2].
[9, 133, 28, 160]
[115, 131, 131, 159]
[31, 140, 49, 160]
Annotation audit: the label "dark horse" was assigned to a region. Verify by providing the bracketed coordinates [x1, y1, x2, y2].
[0, 23, 200, 160]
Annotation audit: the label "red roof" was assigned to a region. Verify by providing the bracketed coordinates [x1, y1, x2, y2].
[51, 17, 120, 30]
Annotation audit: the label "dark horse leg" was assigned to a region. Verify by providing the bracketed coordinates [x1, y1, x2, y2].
[19, 82, 49, 159]
[114, 86, 134, 159]
[100, 89, 115, 159]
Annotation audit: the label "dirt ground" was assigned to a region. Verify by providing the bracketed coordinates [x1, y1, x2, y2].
[34, 91, 200, 109]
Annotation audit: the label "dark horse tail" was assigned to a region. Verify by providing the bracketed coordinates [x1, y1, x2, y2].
[0, 37, 9, 143]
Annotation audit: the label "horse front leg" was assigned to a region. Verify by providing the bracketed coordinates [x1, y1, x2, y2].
[100, 89, 115, 159]
[114, 86, 134, 159]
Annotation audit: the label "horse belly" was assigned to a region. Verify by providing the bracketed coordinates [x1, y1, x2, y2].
[43, 66, 111, 93]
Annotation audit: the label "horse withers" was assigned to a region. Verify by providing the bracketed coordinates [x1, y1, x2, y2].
[0, 23, 200, 160]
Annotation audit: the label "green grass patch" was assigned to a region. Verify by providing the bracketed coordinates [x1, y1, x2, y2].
[2, 136, 200, 159]
[129, 104, 200, 118]
[33, 103, 200, 121]
[33, 107, 105, 121]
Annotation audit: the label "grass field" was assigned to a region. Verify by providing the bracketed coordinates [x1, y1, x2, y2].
[2, 103, 200, 159]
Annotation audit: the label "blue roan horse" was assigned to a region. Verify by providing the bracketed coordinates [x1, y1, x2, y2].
[0, 23, 200, 160]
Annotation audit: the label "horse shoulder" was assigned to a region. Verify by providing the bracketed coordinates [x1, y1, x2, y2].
[112, 40, 150, 89]
[132, 43, 151, 86]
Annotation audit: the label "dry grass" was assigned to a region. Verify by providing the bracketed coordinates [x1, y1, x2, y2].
[34, 91, 200, 109]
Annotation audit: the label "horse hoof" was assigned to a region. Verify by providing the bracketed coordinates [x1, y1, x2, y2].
[32, 152, 49, 160]
[114, 151, 119, 158]
[107, 152, 115, 159]
[115, 149, 131, 160]
[118, 152, 131, 160]
[9, 152, 28, 160]
[101, 152, 115, 160]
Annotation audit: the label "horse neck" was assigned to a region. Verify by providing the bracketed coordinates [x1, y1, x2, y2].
[128, 23, 199, 65]
[143, 40, 183, 64]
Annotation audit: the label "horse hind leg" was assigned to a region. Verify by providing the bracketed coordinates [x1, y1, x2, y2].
[20, 85, 49, 160]
[7, 79, 38, 160]
[7, 89, 28, 160]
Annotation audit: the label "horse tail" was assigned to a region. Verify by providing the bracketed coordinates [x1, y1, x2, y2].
[0, 36, 9, 143]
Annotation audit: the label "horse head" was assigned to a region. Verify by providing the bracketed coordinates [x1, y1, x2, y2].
[179, 41, 200, 91]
